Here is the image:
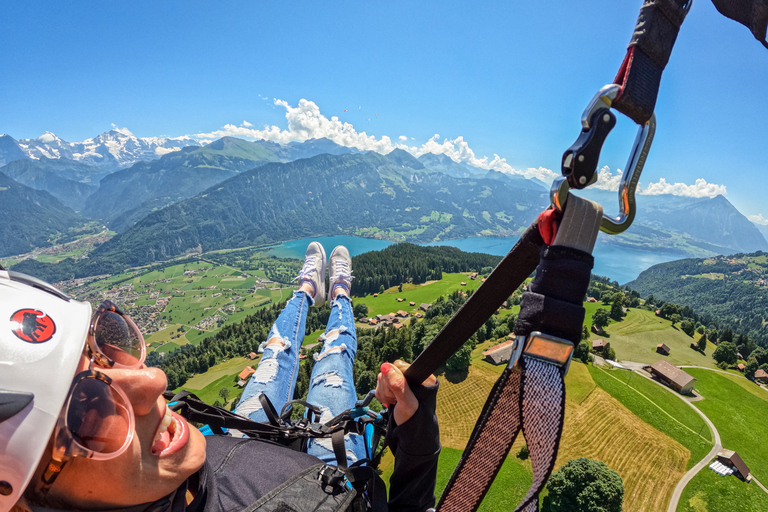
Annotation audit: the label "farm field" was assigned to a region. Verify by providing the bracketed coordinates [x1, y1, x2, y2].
[598, 309, 718, 368]
[174, 356, 255, 406]
[431, 357, 688, 512]
[358, 273, 482, 317]
[687, 369, 768, 483]
[74, 258, 296, 354]
[589, 365, 713, 468]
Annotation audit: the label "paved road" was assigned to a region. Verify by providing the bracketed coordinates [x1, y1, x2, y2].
[615, 362, 768, 510]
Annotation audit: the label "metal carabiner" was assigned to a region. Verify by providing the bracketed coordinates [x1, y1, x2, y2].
[551, 84, 656, 235]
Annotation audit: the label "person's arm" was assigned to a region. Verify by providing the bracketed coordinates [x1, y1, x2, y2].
[376, 361, 440, 512]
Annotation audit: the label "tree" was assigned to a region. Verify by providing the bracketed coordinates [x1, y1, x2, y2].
[574, 341, 591, 364]
[697, 332, 708, 352]
[592, 309, 610, 330]
[353, 302, 369, 320]
[720, 328, 734, 344]
[610, 300, 624, 321]
[712, 341, 738, 366]
[218, 387, 231, 402]
[670, 314, 681, 328]
[660, 302, 679, 319]
[745, 358, 759, 379]
[446, 343, 472, 374]
[542, 457, 624, 512]
[680, 320, 695, 337]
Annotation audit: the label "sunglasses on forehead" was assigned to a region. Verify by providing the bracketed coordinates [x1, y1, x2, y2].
[42, 301, 146, 487]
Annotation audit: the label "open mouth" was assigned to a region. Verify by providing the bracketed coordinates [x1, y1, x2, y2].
[151, 407, 189, 457]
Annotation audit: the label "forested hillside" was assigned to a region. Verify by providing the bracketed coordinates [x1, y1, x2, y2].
[627, 252, 768, 347]
[352, 243, 502, 295]
[0, 172, 92, 257]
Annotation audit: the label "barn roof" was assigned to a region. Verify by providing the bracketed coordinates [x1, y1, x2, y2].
[650, 360, 696, 389]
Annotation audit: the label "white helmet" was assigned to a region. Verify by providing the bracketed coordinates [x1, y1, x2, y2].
[0, 269, 91, 512]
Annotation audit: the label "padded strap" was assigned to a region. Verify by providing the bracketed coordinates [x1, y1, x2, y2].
[711, 0, 768, 49]
[613, 0, 691, 124]
[434, 196, 601, 512]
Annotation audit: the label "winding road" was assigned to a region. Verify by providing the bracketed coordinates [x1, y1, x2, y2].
[607, 361, 768, 511]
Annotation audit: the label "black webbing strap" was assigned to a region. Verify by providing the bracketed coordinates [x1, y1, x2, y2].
[613, 0, 691, 125]
[434, 195, 601, 512]
[711, 0, 768, 49]
[404, 223, 544, 386]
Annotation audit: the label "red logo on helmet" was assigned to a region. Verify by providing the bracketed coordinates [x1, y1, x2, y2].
[10, 309, 56, 343]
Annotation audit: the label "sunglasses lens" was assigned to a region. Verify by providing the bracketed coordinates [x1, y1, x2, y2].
[93, 310, 143, 367]
[66, 377, 131, 454]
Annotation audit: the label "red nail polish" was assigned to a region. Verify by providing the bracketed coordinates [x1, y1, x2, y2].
[381, 362, 392, 375]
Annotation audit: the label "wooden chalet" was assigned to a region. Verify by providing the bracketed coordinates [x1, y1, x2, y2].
[247, 352, 258, 360]
[755, 369, 768, 384]
[237, 366, 256, 382]
[419, 303, 431, 312]
[656, 343, 671, 356]
[482, 339, 516, 365]
[396, 310, 408, 318]
[592, 339, 606, 352]
[717, 449, 751, 480]
[409, 301, 416, 306]
[649, 360, 696, 394]
[737, 363, 746, 372]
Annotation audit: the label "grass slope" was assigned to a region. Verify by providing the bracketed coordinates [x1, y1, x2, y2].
[598, 309, 717, 368]
[589, 365, 712, 468]
[358, 273, 482, 317]
[687, 369, 768, 482]
[556, 364, 689, 512]
[677, 466, 768, 511]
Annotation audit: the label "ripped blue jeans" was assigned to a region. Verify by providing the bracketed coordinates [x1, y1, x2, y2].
[234, 290, 365, 466]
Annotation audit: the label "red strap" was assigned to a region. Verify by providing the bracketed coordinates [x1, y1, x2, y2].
[537, 208, 561, 246]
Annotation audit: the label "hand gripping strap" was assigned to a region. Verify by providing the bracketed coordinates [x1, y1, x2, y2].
[436, 367, 523, 512]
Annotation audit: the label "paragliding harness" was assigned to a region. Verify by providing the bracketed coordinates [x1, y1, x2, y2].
[410, 1, 767, 511]
[163, 388, 389, 512]
[165, 1, 768, 511]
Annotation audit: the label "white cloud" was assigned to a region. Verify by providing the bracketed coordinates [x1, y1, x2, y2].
[640, 178, 726, 198]
[193, 98, 726, 199]
[749, 213, 768, 225]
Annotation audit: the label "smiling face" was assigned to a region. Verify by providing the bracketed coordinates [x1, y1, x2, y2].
[31, 355, 206, 508]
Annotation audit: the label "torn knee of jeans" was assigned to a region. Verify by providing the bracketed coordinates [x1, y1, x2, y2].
[312, 371, 345, 389]
[234, 394, 264, 419]
[251, 358, 280, 384]
[262, 336, 291, 356]
[313, 343, 348, 361]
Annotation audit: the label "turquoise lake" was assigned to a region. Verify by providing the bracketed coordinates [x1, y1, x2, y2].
[264, 235, 680, 285]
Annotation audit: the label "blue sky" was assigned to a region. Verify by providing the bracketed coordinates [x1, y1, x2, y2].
[2, 1, 767, 223]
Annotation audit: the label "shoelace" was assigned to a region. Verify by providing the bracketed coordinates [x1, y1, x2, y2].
[331, 260, 354, 285]
[293, 255, 319, 283]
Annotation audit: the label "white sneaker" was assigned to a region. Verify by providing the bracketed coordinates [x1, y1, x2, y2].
[328, 246, 353, 299]
[294, 242, 327, 307]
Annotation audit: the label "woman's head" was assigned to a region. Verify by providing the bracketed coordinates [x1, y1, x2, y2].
[0, 271, 206, 511]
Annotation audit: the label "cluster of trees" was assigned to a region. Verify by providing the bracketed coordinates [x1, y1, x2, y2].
[628, 253, 768, 347]
[351, 243, 501, 296]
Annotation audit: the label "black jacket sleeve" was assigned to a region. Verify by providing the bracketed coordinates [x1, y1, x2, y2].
[385, 381, 441, 512]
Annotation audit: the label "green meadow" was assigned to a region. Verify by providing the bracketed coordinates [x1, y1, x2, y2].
[676, 369, 768, 511]
[594, 308, 718, 368]
[589, 364, 713, 468]
[357, 273, 483, 317]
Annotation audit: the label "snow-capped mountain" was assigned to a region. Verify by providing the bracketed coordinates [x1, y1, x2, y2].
[1, 128, 202, 169]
